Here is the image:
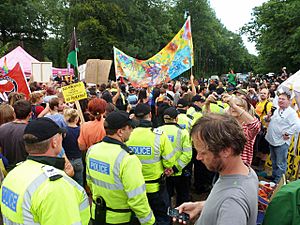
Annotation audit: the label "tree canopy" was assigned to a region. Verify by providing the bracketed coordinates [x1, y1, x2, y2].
[242, 0, 300, 74]
[2, 0, 297, 78]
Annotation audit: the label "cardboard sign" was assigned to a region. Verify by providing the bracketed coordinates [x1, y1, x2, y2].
[62, 82, 87, 103]
[85, 59, 112, 84]
[265, 133, 300, 180]
[32, 62, 52, 82]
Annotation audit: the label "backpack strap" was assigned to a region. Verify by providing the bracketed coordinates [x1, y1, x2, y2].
[262, 101, 270, 115]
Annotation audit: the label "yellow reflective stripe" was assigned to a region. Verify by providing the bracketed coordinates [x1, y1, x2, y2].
[182, 147, 192, 152]
[139, 134, 161, 164]
[3, 215, 30, 225]
[175, 128, 182, 152]
[86, 174, 123, 190]
[154, 134, 160, 156]
[126, 184, 146, 198]
[138, 211, 153, 224]
[177, 159, 187, 169]
[71, 222, 82, 225]
[23, 173, 47, 224]
[162, 148, 176, 160]
[114, 151, 127, 184]
[62, 176, 89, 211]
[140, 158, 160, 164]
[87, 150, 127, 189]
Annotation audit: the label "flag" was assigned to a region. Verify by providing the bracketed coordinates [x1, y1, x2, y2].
[114, 16, 194, 87]
[2, 57, 9, 75]
[0, 63, 31, 102]
[67, 28, 79, 68]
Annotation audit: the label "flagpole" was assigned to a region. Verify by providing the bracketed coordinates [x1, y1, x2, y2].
[74, 27, 79, 82]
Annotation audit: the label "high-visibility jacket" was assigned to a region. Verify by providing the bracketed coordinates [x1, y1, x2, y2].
[0, 159, 90, 225]
[126, 124, 176, 193]
[159, 123, 192, 176]
[202, 101, 229, 114]
[177, 113, 193, 132]
[187, 106, 203, 126]
[86, 136, 155, 225]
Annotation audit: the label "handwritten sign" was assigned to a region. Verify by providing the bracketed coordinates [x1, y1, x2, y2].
[62, 82, 87, 103]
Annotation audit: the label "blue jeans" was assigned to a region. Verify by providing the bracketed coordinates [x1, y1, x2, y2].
[69, 158, 84, 187]
[269, 143, 289, 183]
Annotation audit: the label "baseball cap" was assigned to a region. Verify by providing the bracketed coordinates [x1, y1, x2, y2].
[134, 103, 151, 117]
[191, 95, 205, 103]
[24, 117, 66, 143]
[234, 89, 248, 96]
[163, 107, 179, 120]
[177, 98, 189, 108]
[104, 111, 136, 129]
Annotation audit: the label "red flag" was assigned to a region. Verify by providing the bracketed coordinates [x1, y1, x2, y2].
[0, 63, 30, 101]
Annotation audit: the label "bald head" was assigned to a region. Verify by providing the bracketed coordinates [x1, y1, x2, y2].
[259, 88, 269, 101]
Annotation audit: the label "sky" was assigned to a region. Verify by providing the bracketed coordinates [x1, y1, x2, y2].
[209, 0, 268, 55]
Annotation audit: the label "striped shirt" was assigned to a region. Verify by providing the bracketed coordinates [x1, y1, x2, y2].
[241, 118, 261, 165]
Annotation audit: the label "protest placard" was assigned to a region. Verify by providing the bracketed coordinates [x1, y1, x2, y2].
[85, 59, 112, 84]
[32, 62, 52, 82]
[62, 82, 87, 103]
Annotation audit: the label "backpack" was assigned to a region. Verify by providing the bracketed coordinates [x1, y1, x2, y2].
[31, 105, 37, 120]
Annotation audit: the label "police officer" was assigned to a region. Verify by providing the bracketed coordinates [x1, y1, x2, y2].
[0, 117, 90, 225]
[86, 111, 155, 225]
[159, 107, 193, 206]
[176, 98, 193, 131]
[203, 92, 229, 114]
[126, 103, 176, 225]
[187, 95, 205, 125]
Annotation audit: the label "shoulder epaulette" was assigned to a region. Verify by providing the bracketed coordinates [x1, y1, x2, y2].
[42, 165, 63, 181]
[121, 144, 134, 155]
[187, 114, 194, 120]
[152, 128, 163, 135]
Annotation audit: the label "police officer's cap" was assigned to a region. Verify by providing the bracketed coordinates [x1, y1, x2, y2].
[163, 107, 179, 120]
[134, 103, 151, 117]
[191, 95, 205, 103]
[24, 117, 66, 143]
[105, 111, 136, 129]
[177, 98, 189, 108]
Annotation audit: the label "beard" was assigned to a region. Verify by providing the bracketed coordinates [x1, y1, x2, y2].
[205, 156, 224, 173]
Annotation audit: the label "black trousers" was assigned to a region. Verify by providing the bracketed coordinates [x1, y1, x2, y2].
[166, 175, 191, 207]
[193, 148, 215, 192]
[147, 187, 171, 225]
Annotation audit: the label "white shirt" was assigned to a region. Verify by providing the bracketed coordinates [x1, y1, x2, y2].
[265, 106, 300, 146]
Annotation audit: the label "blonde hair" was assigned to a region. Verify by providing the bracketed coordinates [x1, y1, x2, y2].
[64, 108, 79, 123]
[29, 91, 44, 104]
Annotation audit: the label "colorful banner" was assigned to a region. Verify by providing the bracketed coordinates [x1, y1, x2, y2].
[114, 16, 194, 87]
[0, 63, 31, 102]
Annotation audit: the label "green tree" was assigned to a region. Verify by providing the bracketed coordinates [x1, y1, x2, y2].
[242, 0, 300, 74]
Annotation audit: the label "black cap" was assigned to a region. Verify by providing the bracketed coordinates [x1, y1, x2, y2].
[163, 107, 179, 120]
[177, 98, 188, 108]
[191, 95, 205, 103]
[134, 103, 151, 117]
[104, 111, 136, 129]
[24, 117, 66, 143]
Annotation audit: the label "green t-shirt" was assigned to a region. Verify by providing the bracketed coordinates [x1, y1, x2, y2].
[228, 73, 237, 86]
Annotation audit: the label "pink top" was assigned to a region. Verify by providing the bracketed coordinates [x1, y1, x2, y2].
[241, 118, 261, 165]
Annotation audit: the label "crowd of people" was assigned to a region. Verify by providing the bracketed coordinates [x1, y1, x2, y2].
[0, 70, 300, 225]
